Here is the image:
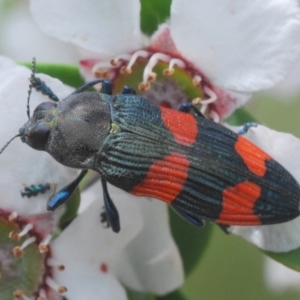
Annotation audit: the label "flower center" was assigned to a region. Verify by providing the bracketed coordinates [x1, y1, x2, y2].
[81, 49, 220, 121]
[0, 211, 66, 300]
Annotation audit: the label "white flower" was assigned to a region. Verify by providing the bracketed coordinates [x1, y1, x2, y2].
[52, 183, 183, 299]
[0, 56, 184, 299]
[0, 0, 79, 63]
[265, 257, 300, 292]
[0, 55, 76, 219]
[30, 0, 300, 120]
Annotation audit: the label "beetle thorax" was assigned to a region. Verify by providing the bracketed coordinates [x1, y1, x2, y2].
[47, 92, 111, 169]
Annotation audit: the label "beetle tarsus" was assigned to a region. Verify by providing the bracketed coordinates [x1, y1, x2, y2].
[101, 178, 120, 233]
[238, 122, 257, 135]
[21, 183, 51, 198]
[100, 207, 110, 228]
[47, 169, 88, 211]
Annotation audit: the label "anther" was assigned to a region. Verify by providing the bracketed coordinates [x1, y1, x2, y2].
[138, 81, 151, 92]
[94, 70, 108, 79]
[120, 66, 132, 74]
[192, 98, 202, 106]
[47, 258, 65, 271]
[9, 231, 20, 241]
[13, 289, 25, 297]
[193, 75, 202, 86]
[13, 236, 37, 258]
[46, 277, 67, 294]
[147, 72, 157, 82]
[39, 234, 52, 253]
[110, 54, 131, 66]
[8, 211, 18, 223]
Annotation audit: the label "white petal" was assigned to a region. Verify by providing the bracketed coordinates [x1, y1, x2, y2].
[264, 257, 300, 292]
[228, 125, 300, 252]
[0, 56, 77, 215]
[170, 0, 300, 92]
[51, 184, 144, 300]
[30, 0, 145, 57]
[0, 0, 80, 63]
[116, 199, 184, 296]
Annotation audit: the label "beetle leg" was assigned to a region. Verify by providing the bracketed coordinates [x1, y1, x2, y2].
[178, 103, 205, 118]
[47, 170, 88, 211]
[121, 86, 137, 95]
[71, 79, 113, 95]
[101, 178, 120, 233]
[238, 122, 257, 135]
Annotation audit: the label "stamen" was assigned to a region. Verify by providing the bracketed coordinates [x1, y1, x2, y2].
[37, 288, 47, 300]
[9, 231, 20, 241]
[126, 50, 149, 70]
[92, 61, 115, 75]
[200, 104, 208, 115]
[8, 211, 18, 223]
[18, 224, 33, 237]
[209, 110, 220, 123]
[110, 54, 131, 66]
[193, 75, 202, 86]
[202, 86, 217, 104]
[21, 294, 32, 300]
[143, 53, 170, 83]
[47, 258, 65, 271]
[46, 277, 67, 294]
[163, 58, 186, 76]
[13, 236, 37, 258]
[9, 223, 33, 241]
[39, 234, 52, 253]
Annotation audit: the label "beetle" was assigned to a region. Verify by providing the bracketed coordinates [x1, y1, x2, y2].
[3, 60, 300, 233]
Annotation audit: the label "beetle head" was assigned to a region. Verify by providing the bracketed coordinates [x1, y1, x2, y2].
[19, 101, 58, 151]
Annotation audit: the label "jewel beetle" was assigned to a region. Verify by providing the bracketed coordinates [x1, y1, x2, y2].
[3, 60, 300, 233]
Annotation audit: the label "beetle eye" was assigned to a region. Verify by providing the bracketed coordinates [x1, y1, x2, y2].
[34, 102, 57, 113]
[28, 124, 50, 150]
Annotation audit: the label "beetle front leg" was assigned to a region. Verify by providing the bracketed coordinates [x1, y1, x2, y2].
[71, 79, 113, 95]
[47, 169, 88, 211]
[101, 178, 120, 233]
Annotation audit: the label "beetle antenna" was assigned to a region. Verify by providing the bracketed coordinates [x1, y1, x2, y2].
[0, 134, 21, 155]
[26, 57, 36, 119]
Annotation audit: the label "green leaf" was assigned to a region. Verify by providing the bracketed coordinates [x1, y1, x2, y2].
[169, 208, 213, 275]
[21, 62, 84, 88]
[264, 248, 300, 272]
[127, 289, 155, 300]
[225, 108, 257, 126]
[155, 289, 193, 300]
[140, 0, 171, 35]
[59, 188, 81, 228]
